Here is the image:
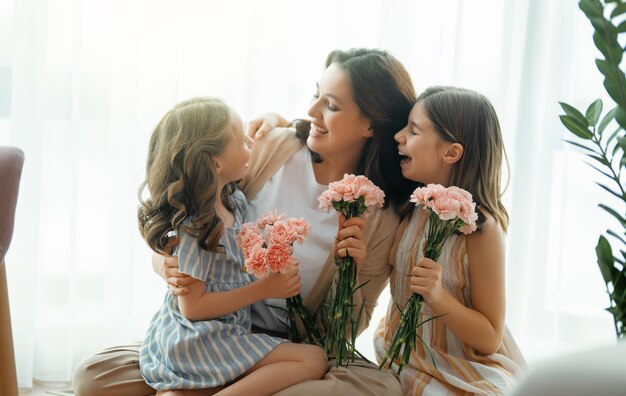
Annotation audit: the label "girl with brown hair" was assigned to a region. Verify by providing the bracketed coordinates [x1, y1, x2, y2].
[375, 87, 526, 395]
[136, 97, 326, 396]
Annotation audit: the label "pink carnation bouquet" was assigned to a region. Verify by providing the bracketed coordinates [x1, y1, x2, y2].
[379, 184, 478, 373]
[318, 174, 385, 366]
[237, 211, 321, 344]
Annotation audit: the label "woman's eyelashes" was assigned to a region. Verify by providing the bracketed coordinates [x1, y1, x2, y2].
[312, 93, 339, 112]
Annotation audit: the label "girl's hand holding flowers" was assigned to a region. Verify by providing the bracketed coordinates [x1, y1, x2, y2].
[410, 257, 444, 305]
[238, 210, 320, 344]
[258, 268, 302, 299]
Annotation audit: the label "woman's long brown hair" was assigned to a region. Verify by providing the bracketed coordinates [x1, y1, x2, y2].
[295, 48, 419, 217]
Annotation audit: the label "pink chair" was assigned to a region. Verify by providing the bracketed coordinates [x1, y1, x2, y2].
[0, 147, 24, 396]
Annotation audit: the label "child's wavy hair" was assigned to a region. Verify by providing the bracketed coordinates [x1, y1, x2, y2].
[418, 86, 510, 231]
[137, 97, 235, 254]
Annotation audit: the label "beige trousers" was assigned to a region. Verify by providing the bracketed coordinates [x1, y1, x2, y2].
[72, 341, 403, 396]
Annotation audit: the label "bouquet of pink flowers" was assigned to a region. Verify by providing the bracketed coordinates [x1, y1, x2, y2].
[379, 184, 478, 373]
[237, 210, 321, 344]
[318, 174, 385, 366]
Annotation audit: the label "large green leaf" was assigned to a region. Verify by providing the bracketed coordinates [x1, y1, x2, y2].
[617, 20, 626, 33]
[596, 60, 626, 109]
[560, 102, 590, 126]
[586, 99, 604, 125]
[599, 107, 618, 135]
[615, 107, 626, 130]
[597, 235, 615, 284]
[560, 115, 593, 139]
[579, 0, 603, 17]
[588, 14, 622, 64]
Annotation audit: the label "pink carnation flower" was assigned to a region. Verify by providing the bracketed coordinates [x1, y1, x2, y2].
[266, 242, 296, 273]
[317, 190, 336, 212]
[287, 218, 310, 243]
[318, 173, 385, 211]
[410, 184, 478, 234]
[268, 221, 299, 246]
[458, 200, 478, 234]
[257, 210, 287, 230]
[245, 245, 269, 279]
[238, 210, 310, 278]
[237, 222, 263, 259]
[410, 183, 446, 206]
[430, 195, 462, 220]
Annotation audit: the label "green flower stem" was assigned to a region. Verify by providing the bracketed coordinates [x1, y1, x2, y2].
[325, 198, 368, 367]
[325, 255, 359, 366]
[286, 294, 323, 345]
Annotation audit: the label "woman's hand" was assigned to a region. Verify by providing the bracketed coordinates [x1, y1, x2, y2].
[153, 252, 195, 296]
[245, 112, 290, 139]
[409, 256, 444, 305]
[256, 267, 301, 299]
[334, 215, 367, 269]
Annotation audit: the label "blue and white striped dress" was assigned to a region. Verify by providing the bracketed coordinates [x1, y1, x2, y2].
[139, 189, 287, 390]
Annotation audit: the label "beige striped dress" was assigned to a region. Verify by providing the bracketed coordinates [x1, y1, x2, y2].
[374, 207, 526, 395]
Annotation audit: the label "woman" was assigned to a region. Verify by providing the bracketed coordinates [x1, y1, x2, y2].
[73, 48, 417, 396]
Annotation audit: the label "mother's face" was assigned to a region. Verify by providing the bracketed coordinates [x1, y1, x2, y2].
[306, 63, 372, 164]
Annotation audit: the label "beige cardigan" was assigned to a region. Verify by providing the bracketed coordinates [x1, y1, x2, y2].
[240, 128, 399, 335]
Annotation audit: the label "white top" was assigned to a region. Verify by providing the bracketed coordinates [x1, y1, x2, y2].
[247, 146, 337, 332]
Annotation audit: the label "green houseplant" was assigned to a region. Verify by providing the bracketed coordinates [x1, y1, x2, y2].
[559, 0, 626, 338]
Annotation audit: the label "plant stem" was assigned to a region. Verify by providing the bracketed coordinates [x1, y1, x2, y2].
[592, 126, 626, 198]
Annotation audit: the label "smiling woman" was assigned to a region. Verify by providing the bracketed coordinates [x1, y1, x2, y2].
[72, 47, 417, 396]
[1, 0, 617, 393]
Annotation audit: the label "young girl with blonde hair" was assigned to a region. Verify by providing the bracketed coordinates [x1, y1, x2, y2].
[137, 97, 327, 396]
[375, 87, 526, 395]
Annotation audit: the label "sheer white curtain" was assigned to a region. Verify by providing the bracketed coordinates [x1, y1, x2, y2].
[1, 0, 617, 389]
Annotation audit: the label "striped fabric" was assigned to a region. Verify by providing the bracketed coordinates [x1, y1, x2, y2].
[374, 207, 526, 395]
[139, 189, 287, 390]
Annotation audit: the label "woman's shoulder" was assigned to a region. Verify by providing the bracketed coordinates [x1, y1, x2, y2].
[365, 205, 400, 235]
